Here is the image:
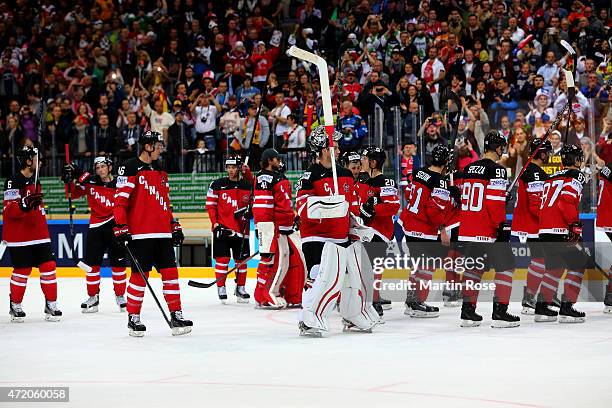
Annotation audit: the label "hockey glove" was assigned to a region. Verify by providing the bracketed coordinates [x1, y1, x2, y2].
[113, 224, 132, 247]
[496, 221, 512, 242]
[20, 193, 44, 212]
[359, 196, 377, 223]
[293, 215, 300, 231]
[61, 162, 77, 183]
[214, 225, 235, 240]
[77, 171, 91, 185]
[567, 221, 583, 243]
[448, 185, 461, 208]
[171, 221, 184, 247]
[234, 206, 252, 220]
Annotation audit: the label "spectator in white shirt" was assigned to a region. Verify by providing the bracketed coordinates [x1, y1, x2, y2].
[282, 114, 306, 148]
[191, 92, 222, 150]
[536, 51, 562, 93]
[508, 17, 525, 45]
[142, 97, 174, 144]
[268, 92, 291, 148]
[420, 46, 446, 111]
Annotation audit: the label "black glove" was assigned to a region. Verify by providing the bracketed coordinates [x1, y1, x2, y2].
[113, 224, 132, 247]
[61, 162, 77, 183]
[234, 206, 252, 220]
[293, 216, 300, 231]
[448, 186, 461, 208]
[359, 196, 377, 223]
[496, 221, 511, 242]
[567, 221, 583, 243]
[171, 221, 184, 247]
[214, 225, 235, 240]
[20, 193, 44, 212]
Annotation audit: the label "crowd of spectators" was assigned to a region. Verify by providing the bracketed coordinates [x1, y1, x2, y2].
[0, 0, 610, 178]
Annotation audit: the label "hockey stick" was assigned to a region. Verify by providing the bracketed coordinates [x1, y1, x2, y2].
[124, 243, 172, 328]
[559, 40, 577, 145]
[188, 251, 260, 289]
[63, 144, 79, 264]
[0, 240, 7, 260]
[287, 46, 339, 195]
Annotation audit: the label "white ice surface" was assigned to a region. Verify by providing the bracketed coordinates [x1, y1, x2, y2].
[0, 278, 611, 408]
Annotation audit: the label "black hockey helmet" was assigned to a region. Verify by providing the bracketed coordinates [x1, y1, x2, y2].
[560, 144, 584, 167]
[261, 148, 280, 163]
[93, 156, 113, 169]
[529, 138, 552, 155]
[366, 146, 386, 168]
[225, 155, 243, 167]
[139, 130, 164, 147]
[431, 144, 453, 167]
[483, 130, 507, 152]
[340, 150, 362, 167]
[308, 126, 342, 153]
[16, 146, 38, 169]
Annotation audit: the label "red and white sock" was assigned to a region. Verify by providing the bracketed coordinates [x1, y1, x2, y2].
[236, 263, 247, 286]
[445, 249, 461, 284]
[410, 268, 434, 302]
[373, 273, 383, 302]
[126, 272, 147, 315]
[160, 267, 182, 312]
[10, 268, 32, 303]
[540, 268, 563, 303]
[494, 269, 514, 304]
[86, 266, 101, 297]
[462, 269, 484, 305]
[214, 257, 230, 287]
[39, 261, 57, 301]
[526, 258, 545, 295]
[111, 267, 127, 296]
[563, 270, 584, 303]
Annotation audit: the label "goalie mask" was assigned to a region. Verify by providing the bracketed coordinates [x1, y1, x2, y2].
[308, 126, 342, 154]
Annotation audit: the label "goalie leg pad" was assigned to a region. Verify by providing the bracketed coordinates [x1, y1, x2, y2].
[340, 253, 375, 331]
[346, 241, 382, 325]
[281, 233, 307, 305]
[254, 244, 287, 309]
[299, 242, 347, 331]
[256, 222, 276, 254]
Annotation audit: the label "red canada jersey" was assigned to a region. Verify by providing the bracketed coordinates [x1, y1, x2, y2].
[67, 177, 117, 228]
[363, 173, 400, 241]
[511, 163, 548, 239]
[596, 164, 612, 232]
[355, 172, 370, 204]
[114, 158, 175, 240]
[443, 172, 463, 232]
[296, 163, 359, 243]
[2, 173, 50, 247]
[399, 168, 450, 240]
[252, 170, 295, 232]
[458, 159, 508, 242]
[206, 177, 252, 236]
[539, 168, 585, 236]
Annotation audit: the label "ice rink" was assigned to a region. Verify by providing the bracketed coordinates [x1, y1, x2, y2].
[1, 277, 611, 408]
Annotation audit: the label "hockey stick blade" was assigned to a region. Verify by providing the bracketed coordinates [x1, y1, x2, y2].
[188, 251, 260, 289]
[560, 40, 576, 55]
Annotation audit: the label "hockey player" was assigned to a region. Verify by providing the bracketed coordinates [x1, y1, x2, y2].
[536, 144, 588, 323]
[206, 156, 253, 304]
[398, 145, 452, 317]
[458, 131, 520, 328]
[510, 138, 552, 315]
[62, 156, 128, 313]
[296, 127, 378, 336]
[360, 147, 400, 315]
[596, 162, 612, 313]
[340, 151, 362, 179]
[113, 131, 193, 336]
[441, 170, 463, 307]
[4, 146, 62, 322]
[252, 148, 306, 308]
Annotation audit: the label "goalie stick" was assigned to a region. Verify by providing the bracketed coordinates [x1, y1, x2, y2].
[188, 251, 260, 289]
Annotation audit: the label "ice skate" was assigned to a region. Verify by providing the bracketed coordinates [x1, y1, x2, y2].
[234, 286, 250, 304]
[460, 302, 482, 327]
[9, 301, 25, 323]
[404, 301, 440, 318]
[534, 299, 558, 322]
[298, 321, 323, 338]
[491, 302, 520, 328]
[81, 294, 99, 313]
[115, 295, 127, 312]
[44, 301, 62, 322]
[128, 314, 146, 337]
[380, 297, 392, 310]
[342, 318, 372, 333]
[558, 301, 585, 323]
[521, 288, 536, 315]
[550, 296, 561, 310]
[170, 311, 193, 336]
[603, 292, 612, 314]
[372, 301, 384, 317]
[217, 286, 228, 305]
[443, 289, 462, 307]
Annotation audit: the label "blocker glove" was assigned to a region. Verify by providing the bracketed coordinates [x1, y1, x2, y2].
[359, 196, 377, 223]
[61, 162, 77, 183]
[171, 221, 184, 247]
[496, 221, 511, 242]
[20, 193, 44, 212]
[567, 221, 583, 243]
[214, 225, 235, 240]
[113, 224, 132, 247]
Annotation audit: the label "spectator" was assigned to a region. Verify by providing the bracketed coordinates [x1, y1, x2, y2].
[420, 46, 445, 111]
[282, 114, 306, 149]
[526, 89, 556, 138]
[457, 138, 479, 172]
[338, 101, 367, 149]
[119, 112, 142, 160]
[220, 95, 243, 151]
[490, 77, 519, 126]
[536, 51, 562, 92]
[268, 92, 291, 148]
[400, 141, 419, 187]
[167, 111, 193, 173]
[191, 93, 220, 150]
[142, 97, 175, 144]
[236, 74, 260, 113]
[94, 113, 117, 156]
[237, 102, 270, 161]
[417, 117, 448, 167]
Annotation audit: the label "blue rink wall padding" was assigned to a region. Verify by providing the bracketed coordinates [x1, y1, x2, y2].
[0, 215, 597, 275]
